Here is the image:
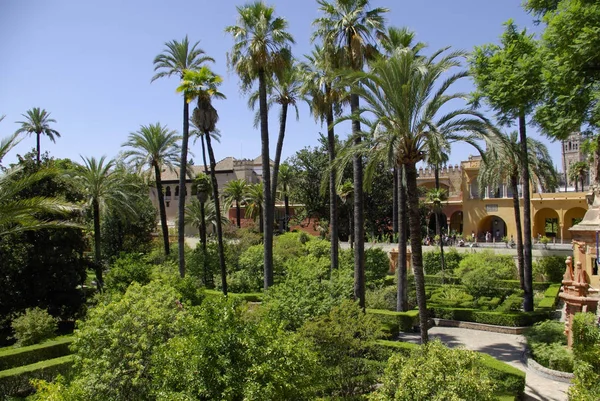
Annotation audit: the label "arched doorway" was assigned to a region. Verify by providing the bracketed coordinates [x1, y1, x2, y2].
[478, 215, 507, 242]
[534, 208, 560, 238]
[428, 213, 448, 236]
[564, 207, 588, 241]
[450, 211, 463, 234]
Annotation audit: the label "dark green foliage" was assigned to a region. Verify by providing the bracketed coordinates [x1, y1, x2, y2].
[303, 238, 329, 259]
[364, 247, 391, 285]
[429, 307, 550, 327]
[457, 251, 518, 298]
[371, 340, 496, 400]
[104, 253, 152, 293]
[423, 248, 464, 275]
[0, 336, 73, 371]
[229, 244, 284, 292]
[300, 300, 384, 398]
[430, 287, 474, 308]
[537, 284, 561, 310]
[0, 354, 74, 398]
[571, 312, 600, 368]
[496, 292, 524, 313]
[366, 285, 397, 310]
[274, 232, 310, 261]
[533, 256, 566, 283]
[525, 320, 572, 372]
[10, 308, 57, 346]
[526, 320, 567, 345]
[367, 309, 420, 334]
[187, 241, 219, 287]
[475, 296, 502, 311]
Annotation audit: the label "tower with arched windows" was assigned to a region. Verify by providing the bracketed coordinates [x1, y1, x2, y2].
[562, 132, 587, 188]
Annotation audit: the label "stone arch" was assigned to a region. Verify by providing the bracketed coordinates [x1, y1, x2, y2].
[175, 185, 180, 197]
[428, 213, 448, 236]
[450, 211, 463, 234]
[165, 186, 172, 197]
[477, 215, 507, 242]
[564, 207, 588, 241]
[534, 208, 560, 238]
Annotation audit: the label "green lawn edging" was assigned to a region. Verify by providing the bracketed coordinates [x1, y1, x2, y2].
[367, 309, 419, 336]
[376, 340, 525, 399]
[0, 354, 74, 397]
[536, 284, 562, 310]
[429, 307, 550, 327]
[0, 336, 74, 371]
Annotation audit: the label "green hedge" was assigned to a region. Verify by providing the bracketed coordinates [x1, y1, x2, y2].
[203, 290, 263, 302]
[0, 336, 73, 371]
[537, 284, 562, 310]
[376, 340, 525, 399]
[367, 309, 419, 336]
[0, 354, 74, 397]
[429, 307, 550, 327]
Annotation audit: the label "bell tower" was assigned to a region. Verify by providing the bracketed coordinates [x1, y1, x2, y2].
[562, 132, 585, 188]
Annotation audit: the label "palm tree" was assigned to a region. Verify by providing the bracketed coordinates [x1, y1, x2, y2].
[346, 47, 494, 343]
[75, 156, 137, 288]
[301, 44, 347, 271]
[479, 131, 558, 290]
[152, 35, 214, 278]
[193, 173, 212, 253]
[245, 183, 264, 233]
[121, 123, 180, 256]
[226, 1, 295, 290]
[15, 108, 60, 163]
[337, 179, 354, 249]
[224, 179, 248, 228]
[177, 67, 228, 295]
[190, 120, 221, 175]
[314, 0, 388, 309]
[569, 161, 588, 192]
[277, 163, 293, 231]
[426, 188, 448, 280]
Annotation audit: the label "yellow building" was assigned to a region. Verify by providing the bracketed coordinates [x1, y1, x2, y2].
[417, 155, 588, 243]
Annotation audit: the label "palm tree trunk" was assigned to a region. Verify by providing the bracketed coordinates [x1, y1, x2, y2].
[201, 135, 209, 175]
[259, 206, 264, 233]
[92, 199, 103, 289]
[154, 163, 170, 255]
[351, 91, 365, 310]
[393, 166, 398, 236]
[405, 162, 428, 344]
[397, 165, 408, 312]
[178, 98, 189, 278]
[271, 103, 288, 235]
[519, 111, 533, 312]
[258, 69, 273, 290]
[205, 131, 227, 295]
[349, 204, 354, 250]
[36, 133, 41, 164]
[510, 174, 525, 290]
[562, 140, 568, 192]
[575, 179, 578, 192]
[200, 201, 207, 252]
[327, 99, 339, 271]
[284, 191, 290, 231]
[236, 201, 241, 228]
[434, 164, 446, 281]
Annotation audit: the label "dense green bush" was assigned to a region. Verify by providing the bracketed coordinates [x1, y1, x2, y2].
[11, 308, 57, 346]
[429, 307, 549, 327]
[526, 320, 566, 346]
[365, 247, 392, 285]
[366, 286, 397, 311]
[273, 232, 308, 262]
[0, 354, 74, 398]
[533, 256, 566, 283]
[300, 300, 384, 398]
[475, 296, 502, 311]
[530, 342, 573, 372]
[537, 284, 561, 310]
[461, 269, 503, 298]
[371, 340, 496, 401]
[230, 244, 284, 292]
[367, 309, 420, 334]
[496, 292, 524, 313]
[187, 242, 219, 287]
[104, 253, 152, 293]
[571, 312, 600, 367]
[0, 336, 73, 371]
[430, 287, 474, 308]
[456, 251, 517, 280]
[423, 248, 464, 275]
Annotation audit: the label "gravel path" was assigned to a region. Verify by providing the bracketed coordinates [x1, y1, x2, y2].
[398, 327, 570, 401]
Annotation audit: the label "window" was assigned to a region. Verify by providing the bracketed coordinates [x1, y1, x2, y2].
[165, 186, 172, 197]
[593, 258, 598, 276]
[175, 186, 180, 197]
[545, 218, 558, 237]
[470, 182, 479, 199]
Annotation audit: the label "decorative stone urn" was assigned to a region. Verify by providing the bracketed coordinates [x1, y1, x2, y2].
[389, 248, 412, 274]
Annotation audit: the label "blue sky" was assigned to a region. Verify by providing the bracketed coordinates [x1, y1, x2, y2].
[0, 0, 558, 170]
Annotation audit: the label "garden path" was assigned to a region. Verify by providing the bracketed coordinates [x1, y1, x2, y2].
[397, 327, 570, 401]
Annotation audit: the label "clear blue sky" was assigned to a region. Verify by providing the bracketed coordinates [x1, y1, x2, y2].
[0, 0, 559, 170]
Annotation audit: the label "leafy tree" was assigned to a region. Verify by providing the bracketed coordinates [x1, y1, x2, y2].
[277, 163, 293, 231]
[470, 21, 543, 312]
[15, 108, 60, 163]
[370, 340, 496, 401]
[122, 122, 181, 255]
[74, 156, 139, 288]
[223, 178, 248, 228]
[314, 0, 389, 309]
[426, 188, 448, 278]
[177, 66, 228, 295]
[337, 179, 354, 247]
[479, 131, 557, 289]
[152, 35, 214, 278]
[226, 1, 295, 291]
[190, 118, 220, 175]
[569, 160, 588, 192]
[245, 182, 264, 233]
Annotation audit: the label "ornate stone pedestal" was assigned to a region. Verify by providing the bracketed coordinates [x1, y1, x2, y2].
[389, 248, 412, 274]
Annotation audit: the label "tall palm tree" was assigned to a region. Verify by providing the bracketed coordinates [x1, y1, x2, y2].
[177, 67, 228, 295]
[152, 35, 214, 278]
[346, 47, 494, 343]
[15, 108, 60, 163]
[75, 156, 137, 288]
[426, 188, 448, 280]
[569, 161, 588, 192]
[301, 44, 347, 271]
[479, 131, 558, 290]
[277, 163, 293, 231]
[337, 179, 354, 249]
[190, 120, 221, 175]
[224, 179, 248, 228]
[193, 173, 212, 254]
[121, 123, 181, 256]
[226, 1, 295, 290]
[245, 183, 264, 233]
[314, 0, 388, 309]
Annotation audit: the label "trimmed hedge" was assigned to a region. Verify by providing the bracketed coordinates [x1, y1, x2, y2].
[429, 307, 550, 327]
[0, 354, 74, 397]
[367, 309, 419, 336]
[203, 290, 263, 302]
[537, 284, 561, 310]
[376, 340, 525, 399]
[423, 275, 550, 291]
[0, 336, 73, 371]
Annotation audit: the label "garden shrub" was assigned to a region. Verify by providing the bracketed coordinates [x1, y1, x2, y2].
[233, 244, 284, 292]
[475, 296, 502, 311]
[456, 251, 517, 280]
[496, 292, 524, 313]
[526, 320, 566, 345]
[0, 336, 73, 371]
[11, 308, 57, 346]
[367, 309, 419, 334]
[273, 232, 308, 262]
[536, 284, 562, 310]
[304, 238, 330, 259]
[571, 312, 600, 367]
[365, 247, 392, 285]
[0, 354, 74, 398]
[530, 342, 573, 372]
[429, 307, 549, 327]
[370, 339, 496, 401]
[366, 286, 397, 311]
[104, 252, 152, 293]
[300, 300, 384, 398]
[423, 248, 463, 275]
[430, 287, 474, 308]
[461, 269, 502, 298]
[534, 256, 566, 283]
[187, 242, 219, 287]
